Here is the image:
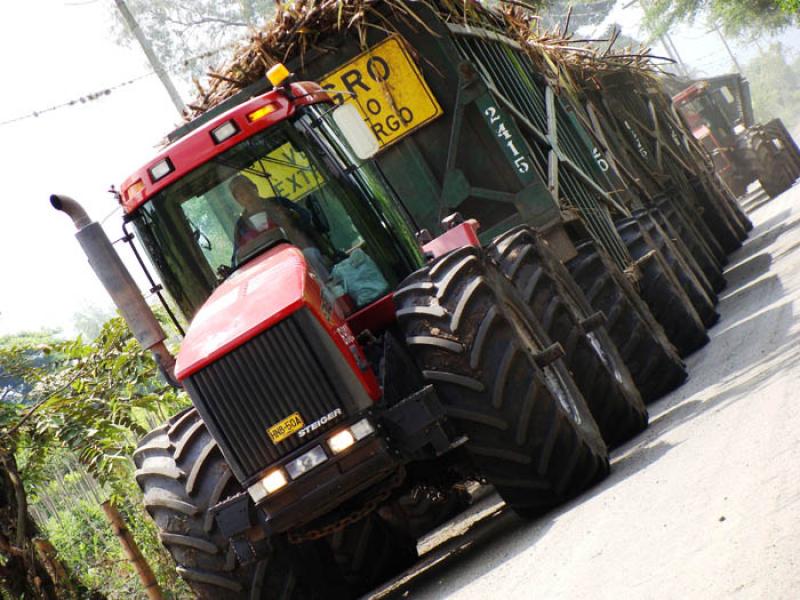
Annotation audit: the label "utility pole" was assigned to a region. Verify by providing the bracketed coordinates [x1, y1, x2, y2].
[660, 32, 691, 78]
[713, 23, 744, 74]
[113, 0, 185, 115]
[623, 0, 691, 78]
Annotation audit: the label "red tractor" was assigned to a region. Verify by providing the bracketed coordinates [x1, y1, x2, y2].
[53, 64, 614, 598]
[673, 73, 800, 198]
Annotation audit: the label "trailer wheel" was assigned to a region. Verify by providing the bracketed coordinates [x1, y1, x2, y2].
[689, 177, 743, 255]
[134, 409, 410, 599]
[653, 199, 727, 293]
[616, 218, 709, 357]
[394, 247, 608, 516]
[753, 130, 796, 199]
[643, 207, 717, 302]
[488, 227, 647, 448]
[634, 211, 720, 328]
[567, 240, 687, 403]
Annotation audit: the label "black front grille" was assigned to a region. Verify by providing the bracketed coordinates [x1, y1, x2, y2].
[184, 309, 348, 481]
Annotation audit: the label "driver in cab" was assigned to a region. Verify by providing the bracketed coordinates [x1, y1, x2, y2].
[228, 174, 329, 276]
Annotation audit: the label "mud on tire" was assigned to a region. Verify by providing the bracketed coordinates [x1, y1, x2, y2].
[488, 226, 648, 448]
[753, 129, 796, 199]
[394, 246, 609, 517]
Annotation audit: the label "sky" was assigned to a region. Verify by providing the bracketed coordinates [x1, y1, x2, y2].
[0, 1, 182, 335]
[0, 0, 798, 338]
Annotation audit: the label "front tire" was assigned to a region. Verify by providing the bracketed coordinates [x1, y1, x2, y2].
[134, 408, 306, 599]
[134, 409, 414, 599]
[394, 247, 609, 517]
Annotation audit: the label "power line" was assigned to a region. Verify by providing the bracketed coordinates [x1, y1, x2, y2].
[0, 71, 156, 128]
[0, 38, 242, 129]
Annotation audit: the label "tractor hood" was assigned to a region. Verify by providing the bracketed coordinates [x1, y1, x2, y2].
[175, 244, 309, 380]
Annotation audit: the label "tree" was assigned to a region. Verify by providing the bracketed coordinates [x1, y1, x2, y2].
[108, 0, 278, 78]
[641, 0, 799, 38]
[743, 42, 800, 128]
[780, 0, 800, 12]
[0, 318, 189, 598]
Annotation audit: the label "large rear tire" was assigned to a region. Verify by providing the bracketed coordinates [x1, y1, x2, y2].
[567, 240, 687, 403]
[394, 247, 609, 516]
[642, 207, 717, 302]
[753, 129, 796, 199]
[134, 408, 413, 599]
[489, 227, 648, 448]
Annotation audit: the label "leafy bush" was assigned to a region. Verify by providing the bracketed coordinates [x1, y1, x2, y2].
[1, 317, 192, 597]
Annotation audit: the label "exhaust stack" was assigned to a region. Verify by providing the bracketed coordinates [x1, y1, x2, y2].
[50, 194, 180, 387]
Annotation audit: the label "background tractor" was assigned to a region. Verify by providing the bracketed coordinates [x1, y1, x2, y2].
[673, 73, 800, 198]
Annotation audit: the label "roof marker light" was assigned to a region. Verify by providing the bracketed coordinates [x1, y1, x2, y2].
[247, 104, 277, 123]
[148, 158, 174, 182]
[267, 63, 291, 87]
[210, 120, 239, 144]
[124, 179, 145, 204]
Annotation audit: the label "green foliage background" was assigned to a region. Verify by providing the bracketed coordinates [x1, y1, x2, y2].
[1, 318, 192, 597]
[744, 43, 800, 129]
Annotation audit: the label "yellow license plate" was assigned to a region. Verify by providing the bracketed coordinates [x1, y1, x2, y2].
[267, 412, 305, 444]
[321, 36, 443, 149]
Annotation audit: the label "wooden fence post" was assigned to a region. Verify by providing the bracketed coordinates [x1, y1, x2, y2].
[100, 501, 164, 600]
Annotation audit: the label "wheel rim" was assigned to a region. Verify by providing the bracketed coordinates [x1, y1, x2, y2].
[587, 332, 626, 388]
[541, 364, 582, 426]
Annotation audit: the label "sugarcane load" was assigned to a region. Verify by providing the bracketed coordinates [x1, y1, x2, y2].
[53, 0, 760, 597]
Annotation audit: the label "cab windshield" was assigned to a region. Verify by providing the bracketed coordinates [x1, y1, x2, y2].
[132, 107, 421, 322]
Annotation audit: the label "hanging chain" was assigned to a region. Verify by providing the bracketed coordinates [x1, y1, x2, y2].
[287, 467, 406, 544]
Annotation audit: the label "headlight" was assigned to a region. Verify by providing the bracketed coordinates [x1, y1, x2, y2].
[328, 419, 375, 454]
[247, 468, 288, 503]
[148, 158, 174, 182]
[210, 119, 239, 144]
[328, 429, 356, 454]
[286, 446, 328, 479]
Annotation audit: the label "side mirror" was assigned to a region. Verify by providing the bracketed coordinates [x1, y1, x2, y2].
[332, 103, 380, 160]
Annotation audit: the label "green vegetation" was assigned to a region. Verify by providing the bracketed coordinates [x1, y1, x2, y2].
[744, 42, 800, 129]
[109, 0, 278, 77]
[1, 318, 190, 598]
[640, 0, 799, 37]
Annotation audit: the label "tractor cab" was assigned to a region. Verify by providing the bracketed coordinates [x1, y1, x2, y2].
[120, 75, 423, 327]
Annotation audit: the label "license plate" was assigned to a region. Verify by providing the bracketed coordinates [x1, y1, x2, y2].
[267, 412, 305, 444]
[321, 36, 443, 149]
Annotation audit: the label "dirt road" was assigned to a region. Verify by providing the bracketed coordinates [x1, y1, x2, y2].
[372, 183, 800, 600]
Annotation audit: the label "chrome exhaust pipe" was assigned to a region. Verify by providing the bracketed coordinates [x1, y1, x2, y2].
[51, 194, 180, 387]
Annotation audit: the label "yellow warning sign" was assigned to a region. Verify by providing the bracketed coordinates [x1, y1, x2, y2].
[243, 142, 324, 202]
[321, 36, 443, 149]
